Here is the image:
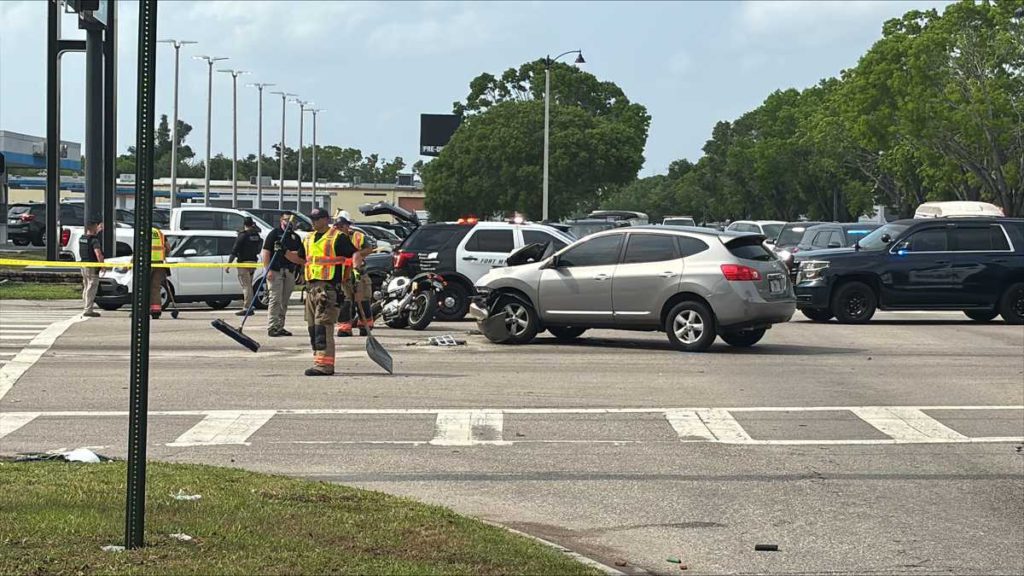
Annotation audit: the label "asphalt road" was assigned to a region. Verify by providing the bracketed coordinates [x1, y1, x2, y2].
[1, 298, 1022, 575]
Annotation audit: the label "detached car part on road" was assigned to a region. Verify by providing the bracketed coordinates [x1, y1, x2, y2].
[471, 227, 796, 352]
[794, 218, 1024, 324]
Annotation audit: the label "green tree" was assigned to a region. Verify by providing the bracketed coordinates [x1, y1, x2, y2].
[425, 60, 650, 220]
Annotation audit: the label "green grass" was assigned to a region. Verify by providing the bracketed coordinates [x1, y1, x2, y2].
[0, 282, 81, 300]
[0, 461, 601, 576]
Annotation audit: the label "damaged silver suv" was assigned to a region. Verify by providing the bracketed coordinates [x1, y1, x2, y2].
[470, 227, 796, 352]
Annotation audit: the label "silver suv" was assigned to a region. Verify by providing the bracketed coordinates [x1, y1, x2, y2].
[470, 227, 796, 351]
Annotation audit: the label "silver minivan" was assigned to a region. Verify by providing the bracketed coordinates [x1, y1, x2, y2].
[470, 227, 796, 351]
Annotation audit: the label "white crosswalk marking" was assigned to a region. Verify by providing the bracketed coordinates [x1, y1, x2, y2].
[696, 408, 753, 443]
[852, 407, 969, 443]
[0, 313, 88, 401]
[664, 410, 717, 441]
[168, 410, 277, 447]
[0, 412, 40, 441]
[429, 410, 506, 445]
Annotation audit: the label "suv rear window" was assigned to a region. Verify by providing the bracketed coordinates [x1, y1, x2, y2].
[8, 206, 30, 216]
[402, 226, 468, 252]
[623, 234, 678, 264]
[726, 236, 773, 261]
[465, 229, 514, 252]
[953, 226, 1011, 251]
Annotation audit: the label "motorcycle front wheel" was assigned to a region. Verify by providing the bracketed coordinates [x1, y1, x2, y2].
[408, 291, 439, 330]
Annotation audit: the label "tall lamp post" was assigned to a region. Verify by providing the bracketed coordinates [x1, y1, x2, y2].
[307, 108, 325, 206]
[541, 49, 585, 222]
[292, 99, 310, 213]
[218, 68, 249, 208]
[270, 91, 297, 209]
[157, 39, 196, 208]
[193, 54, 228, 206]
[246, 82, 274, 209]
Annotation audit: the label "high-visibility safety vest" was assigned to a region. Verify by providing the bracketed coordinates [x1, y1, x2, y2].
[151, 228, 166, 263]
[342, 230, 365, 268]
[304, 228, 346, 281]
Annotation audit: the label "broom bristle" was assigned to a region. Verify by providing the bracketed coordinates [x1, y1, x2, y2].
[211, 319, 261, 353]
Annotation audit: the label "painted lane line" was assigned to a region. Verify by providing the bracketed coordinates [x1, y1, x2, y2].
[167, 410, 276, 447]
[471, 410, 507, 444]
[0, 412, 40, 441]
[852, 407, 968, 443]
[0, 315, 87, 402]
[696, 408, 752, 443]
[664, 410, 717, 441]
[0, 335, 36, 340]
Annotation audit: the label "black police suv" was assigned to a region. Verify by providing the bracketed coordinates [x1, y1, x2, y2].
[793, 218, 1024, 324]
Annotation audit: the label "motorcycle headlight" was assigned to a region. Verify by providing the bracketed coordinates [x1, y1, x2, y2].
[797, 260, 829, 283]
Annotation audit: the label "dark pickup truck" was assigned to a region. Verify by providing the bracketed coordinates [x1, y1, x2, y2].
[793, 218, 1024, 324]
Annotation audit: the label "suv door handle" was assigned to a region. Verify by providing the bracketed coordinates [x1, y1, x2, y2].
[593, 273, 610, 281]
[660, 271, 677, 278]
[462, 256, 478, 262]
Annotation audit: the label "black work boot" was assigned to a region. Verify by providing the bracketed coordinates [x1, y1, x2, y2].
[304, 367, 334, 377]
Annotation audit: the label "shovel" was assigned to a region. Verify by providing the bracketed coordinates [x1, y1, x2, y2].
[353, 287, 393, 374]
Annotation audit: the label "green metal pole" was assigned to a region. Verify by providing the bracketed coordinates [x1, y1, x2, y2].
[125, 0, 158, 550]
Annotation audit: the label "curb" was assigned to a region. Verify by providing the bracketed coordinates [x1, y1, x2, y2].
[484, 520, 632, 576]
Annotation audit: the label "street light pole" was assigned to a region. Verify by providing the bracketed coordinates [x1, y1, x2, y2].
[246, 82, 274, 210]
[158, 40, 196, 208]
[219, 69, 249, 208]
[270, 91, 297, 209]
[541, 49, 585, 222]
[307, 108, 324, 206]
[293, 99, 310, 213]
[194, 55, 228, 206]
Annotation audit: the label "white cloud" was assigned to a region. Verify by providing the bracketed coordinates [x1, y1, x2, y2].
[736, 0, 950, 41]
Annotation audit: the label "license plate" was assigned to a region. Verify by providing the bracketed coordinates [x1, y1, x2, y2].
[769, 275, 785, 294]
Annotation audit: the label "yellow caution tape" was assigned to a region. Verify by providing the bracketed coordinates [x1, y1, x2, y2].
[0, 258, 263, 269]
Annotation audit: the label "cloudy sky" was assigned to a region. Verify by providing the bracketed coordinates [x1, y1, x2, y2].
[0, 0, 949, 175]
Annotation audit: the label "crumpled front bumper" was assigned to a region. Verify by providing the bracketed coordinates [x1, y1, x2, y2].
[469, 293, 510, 343]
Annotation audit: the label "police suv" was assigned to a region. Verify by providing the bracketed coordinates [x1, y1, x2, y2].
[360, 204, 574, 321]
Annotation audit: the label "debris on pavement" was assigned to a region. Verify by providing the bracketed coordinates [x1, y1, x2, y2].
[169, 533, 194, 542]
[427, 334, 466, 347]
[755, 544, 779, 551]
[15, 448, 112, 463]
[101, 545, 125, 553]
[667, 556, 682, 564]
[171, 489, 202, 501]
[614, 558, 628, 567]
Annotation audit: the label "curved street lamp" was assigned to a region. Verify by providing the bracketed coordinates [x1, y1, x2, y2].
[246, 82, 275, 209]
[158, 39, 197, 208]
[542, 50, 585, 221]
[219, 69, 249, 208]
[270, 91, 297, 209]
[193, 55, 229, 205]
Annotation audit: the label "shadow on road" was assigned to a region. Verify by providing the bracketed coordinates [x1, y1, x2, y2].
[529, 337, 864, 356]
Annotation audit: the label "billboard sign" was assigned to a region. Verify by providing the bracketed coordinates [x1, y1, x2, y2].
[419, 114, 461, 157]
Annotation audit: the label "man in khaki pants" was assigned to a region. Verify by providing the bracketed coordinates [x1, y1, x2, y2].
[79, 221, 104, 317]
[261, 212, 302, 337]
[228, 216, 263, 315]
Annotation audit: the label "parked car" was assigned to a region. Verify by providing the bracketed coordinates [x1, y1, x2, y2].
[353, 223, 401, 253]
[6, 202, 88, 246]
[773, 221, 826, 252]
[586, 210, 649, 226]
[793, 218, 1024, 324]
[470, 227, 795, 351]
[795, 223, 880, 253]
[662, 216, 696, 227]
[247, 208, 314, 232]
[726, 220, 786, 241]
[390, 218, 573, 321]
[96, 230, 259, 311]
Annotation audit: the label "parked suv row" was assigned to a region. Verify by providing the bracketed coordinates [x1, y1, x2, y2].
[794, 218, 1024, 324]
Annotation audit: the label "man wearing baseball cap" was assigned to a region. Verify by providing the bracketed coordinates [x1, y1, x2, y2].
[283, 208, 356, 376]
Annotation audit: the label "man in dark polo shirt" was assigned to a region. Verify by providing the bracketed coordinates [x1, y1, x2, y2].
[261, 211, 302, 337]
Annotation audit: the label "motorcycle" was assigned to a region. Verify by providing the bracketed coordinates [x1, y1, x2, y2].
[373, 272, 444, 330]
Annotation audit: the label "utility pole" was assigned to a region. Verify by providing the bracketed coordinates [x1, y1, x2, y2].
[293, 99, 309, 213]
[158, 40, 197, 209]
[541, 50, 585, 221]
[193, 55, 228, 206]
[219, 69, 248, 208]
[246, 82, 274, 209]
[270, 91, 296, 209]
[308, 108, 324, 206]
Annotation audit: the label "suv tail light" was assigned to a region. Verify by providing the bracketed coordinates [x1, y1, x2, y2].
[19, 213, 36, 222]
[721, 264, 761, 281]
[60, 228, 71, 247]
[393, 250, 414, 270]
